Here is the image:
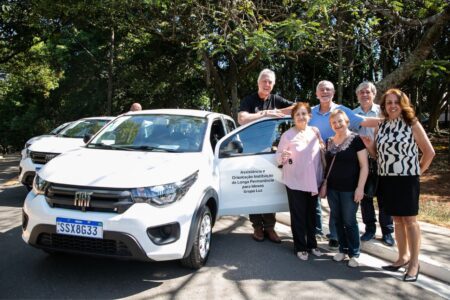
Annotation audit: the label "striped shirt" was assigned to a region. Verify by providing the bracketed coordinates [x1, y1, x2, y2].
[376, 118, 420, 176]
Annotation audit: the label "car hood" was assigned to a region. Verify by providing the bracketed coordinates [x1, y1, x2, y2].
[28, 136, 84, 154]
[39, 148, 204, 188]
[26, 134, 53, 146]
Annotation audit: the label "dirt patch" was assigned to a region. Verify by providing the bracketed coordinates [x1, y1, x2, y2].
[419, 133, 450, 227]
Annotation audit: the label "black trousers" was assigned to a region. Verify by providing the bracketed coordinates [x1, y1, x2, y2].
[286, 186, 317, 252]
[249, 213, 276, 229]
[361, 195, 393, 235]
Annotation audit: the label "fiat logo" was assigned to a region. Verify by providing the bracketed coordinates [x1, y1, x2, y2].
[74, 191, 93, 211]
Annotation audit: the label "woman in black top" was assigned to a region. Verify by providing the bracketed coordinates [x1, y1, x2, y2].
[326, 110, 368, 268]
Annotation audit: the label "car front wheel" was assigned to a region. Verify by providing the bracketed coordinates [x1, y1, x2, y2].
[181, 206, 212, 269]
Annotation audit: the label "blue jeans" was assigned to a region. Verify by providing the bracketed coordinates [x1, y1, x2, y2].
[327, 189, 360, 257]
[316, 197, 337, 240]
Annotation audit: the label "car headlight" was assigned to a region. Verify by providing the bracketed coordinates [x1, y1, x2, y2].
[131, 171, 198, 207]
[33, 175, 49, 195]
[25, 148, 31, 158]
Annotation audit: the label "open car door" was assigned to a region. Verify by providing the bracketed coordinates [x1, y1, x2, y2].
[215, 118, 293, 216]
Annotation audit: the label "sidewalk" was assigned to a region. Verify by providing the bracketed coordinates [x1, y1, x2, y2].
[277, 201, 450, 284]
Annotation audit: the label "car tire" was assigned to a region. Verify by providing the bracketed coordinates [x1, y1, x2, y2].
[181, 206, 212, 269]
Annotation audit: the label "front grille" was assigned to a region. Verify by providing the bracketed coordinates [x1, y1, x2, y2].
[37, 233, 132, 256]
[45, 184, 133, 213]
[30, 151, 59, 164]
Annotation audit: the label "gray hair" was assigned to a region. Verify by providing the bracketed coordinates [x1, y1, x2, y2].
[258, 69, 276, 83]
[316, 80, 334, 91]
[356, 81, 377, 96]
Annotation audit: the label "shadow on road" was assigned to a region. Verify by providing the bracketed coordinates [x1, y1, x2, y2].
[0, 185, 28, 208]
[0, 227, 194, 299]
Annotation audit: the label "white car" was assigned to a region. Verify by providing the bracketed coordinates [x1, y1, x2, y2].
[20, 121, 73, 160]
[19, 117, 114, 189]
[22, 109, 293, 268]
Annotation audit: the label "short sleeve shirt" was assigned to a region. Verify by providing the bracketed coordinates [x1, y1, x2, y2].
[325, 133, 366, 192]
[352, 104, 380, 139]
[239, 92, 293, 113]
[309, 102, 364, 141]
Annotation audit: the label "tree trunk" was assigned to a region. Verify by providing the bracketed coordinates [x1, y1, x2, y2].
[107, 27, 114, 115]
[337, 10, 343, 104]
[376, 6, 450, 101]
[203, 52, 231, 116]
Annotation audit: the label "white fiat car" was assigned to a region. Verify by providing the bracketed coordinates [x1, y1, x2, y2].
[22, 109, 293, 268]
[19, 117, 114, 189]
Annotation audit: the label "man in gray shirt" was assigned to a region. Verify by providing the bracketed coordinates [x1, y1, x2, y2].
[353, 81, 394, 246]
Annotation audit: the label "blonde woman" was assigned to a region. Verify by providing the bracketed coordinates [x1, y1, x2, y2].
[326, 110, 368, 268]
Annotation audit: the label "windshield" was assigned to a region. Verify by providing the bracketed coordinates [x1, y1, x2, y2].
[49, 122, 72, 135]
[87, 114, 207, 152]
[59, 119, 110, 138]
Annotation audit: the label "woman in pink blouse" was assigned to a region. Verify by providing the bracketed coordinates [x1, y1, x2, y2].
[276, 102, 324, 260]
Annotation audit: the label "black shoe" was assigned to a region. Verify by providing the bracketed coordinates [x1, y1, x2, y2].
[328, 239, 339, 249]
[382, 233, 395, 246]
[403, 265, 420, 282]
[360, 231, 375, 242]
[382, 261, 409, 272]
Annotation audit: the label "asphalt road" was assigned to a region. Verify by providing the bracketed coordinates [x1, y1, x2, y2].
[0, 160, 446, 299]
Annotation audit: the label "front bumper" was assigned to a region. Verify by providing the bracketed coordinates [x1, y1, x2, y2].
[18, 157, 41, 186]
[22, 191, 196, 261]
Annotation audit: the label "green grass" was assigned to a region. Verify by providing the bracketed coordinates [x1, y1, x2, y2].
[419, 200, 450, 228]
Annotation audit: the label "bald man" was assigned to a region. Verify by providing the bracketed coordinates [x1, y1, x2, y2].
[130, 103, 142, 111]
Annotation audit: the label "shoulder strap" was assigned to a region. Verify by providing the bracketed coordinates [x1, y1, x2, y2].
[311, 127, 325, 147]
[324, 155, 336, 180]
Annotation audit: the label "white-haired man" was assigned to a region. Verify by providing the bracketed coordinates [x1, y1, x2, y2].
[353, 81, 394, 246]
[238, 68, 294, 243]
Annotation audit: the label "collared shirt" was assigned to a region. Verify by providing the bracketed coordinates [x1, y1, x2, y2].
[352, 103, 380, 139]
[309, 102, 364, 141]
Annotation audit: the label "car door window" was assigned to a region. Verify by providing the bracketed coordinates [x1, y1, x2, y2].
[224, 119, 236, 132]
[210, 119, 226, 152]
[219, 118, 293, 158]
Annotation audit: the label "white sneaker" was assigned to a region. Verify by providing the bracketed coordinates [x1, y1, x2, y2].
[311, 248, 322, 257]
[333, 253, 346, 262]
[348, 256, 360, 268]
[297, 251, 309, 261]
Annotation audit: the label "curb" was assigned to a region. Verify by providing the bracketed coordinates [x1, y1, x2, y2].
[276, 211, 450, 284]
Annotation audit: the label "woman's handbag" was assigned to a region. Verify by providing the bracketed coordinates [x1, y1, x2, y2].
[312, 127, 327, 173]
[319, 154, 336, 198]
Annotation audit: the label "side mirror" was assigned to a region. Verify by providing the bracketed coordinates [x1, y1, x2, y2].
[83, 133, 93, 144]
[219, 139, 243, 158]
[230, 140, 243, 153]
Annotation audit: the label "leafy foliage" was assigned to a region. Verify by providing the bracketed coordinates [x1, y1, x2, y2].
[0, 0, 448, 149]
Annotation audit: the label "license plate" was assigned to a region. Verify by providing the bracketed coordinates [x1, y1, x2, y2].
[56, 217, 103, 239]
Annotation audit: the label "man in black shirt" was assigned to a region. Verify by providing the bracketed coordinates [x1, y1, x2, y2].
[238, 68, 294, 243]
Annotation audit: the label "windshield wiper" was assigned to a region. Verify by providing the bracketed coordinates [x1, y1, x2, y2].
[87, 143, 134, 151]
[129, 145, 179, 152]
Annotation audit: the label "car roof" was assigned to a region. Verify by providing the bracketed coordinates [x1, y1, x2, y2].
[125, 109, 232, 121]
[80, 116, 115, 121]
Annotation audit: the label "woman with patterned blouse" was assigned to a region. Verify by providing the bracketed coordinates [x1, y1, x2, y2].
[362, 89, 435, 282]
